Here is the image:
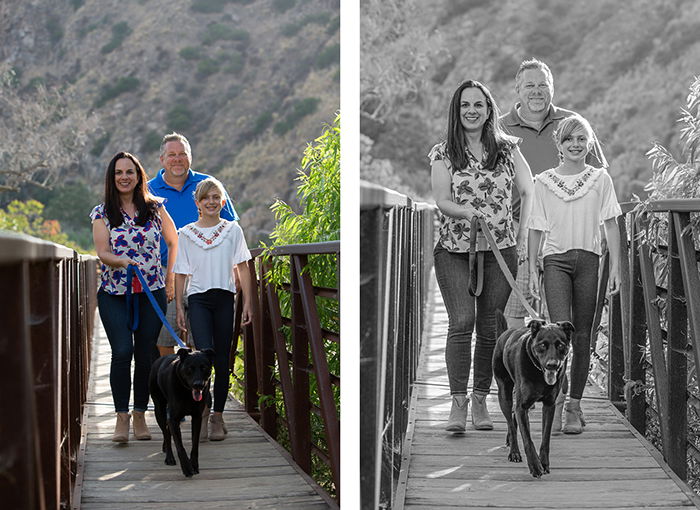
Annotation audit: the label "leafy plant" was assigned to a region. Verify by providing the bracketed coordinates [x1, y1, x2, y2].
[166, 104, 194, 131]
[141, 130, 162, 153]
[272, 0, 295, 13]
[94, 76, 140, 107]
[179, 46, 204, 60]
[46, 15, 64, 45]
[91, 133, 111, 157]
[0, 200, 85, 252]
[315, 43, 339, 69]
[274, 97, 320, 135]
[101, 21, 132, 54]
[201, 23, 250, 45]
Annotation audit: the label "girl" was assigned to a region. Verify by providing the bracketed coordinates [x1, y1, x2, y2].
[174, 177, 254, 441]
[528, 114, 621, 434]
[430, 79, 534, 433]
[91, 151, 178, 443]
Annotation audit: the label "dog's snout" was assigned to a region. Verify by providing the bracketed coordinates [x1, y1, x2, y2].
[545, 360, 561, 370]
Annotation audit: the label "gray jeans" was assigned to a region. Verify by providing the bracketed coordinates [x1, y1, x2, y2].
[543, 249, 600, 400]
[434, 243, 517, 395]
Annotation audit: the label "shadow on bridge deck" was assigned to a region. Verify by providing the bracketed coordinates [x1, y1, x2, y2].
[396, 277, 700, 509]
[74, 316, 333, 510]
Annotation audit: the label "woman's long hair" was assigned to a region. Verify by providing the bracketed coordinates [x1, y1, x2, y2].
[103, 151, 159, 228]
[446, 79, 515, 171]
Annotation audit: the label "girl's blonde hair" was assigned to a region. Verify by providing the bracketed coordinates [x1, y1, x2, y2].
[194, 177, 227, 202]
[553, 114, 595, 147]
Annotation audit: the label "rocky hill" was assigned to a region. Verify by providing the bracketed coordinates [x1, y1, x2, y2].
[361, 0, 700, 203]
[0, 0, 339, 245]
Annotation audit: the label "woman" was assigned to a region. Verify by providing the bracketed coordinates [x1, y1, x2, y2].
[528, 114, 621, 434]
[430, 79, 534, 433]
[91, 151, 178, 443]
[174, 177, 254, 441]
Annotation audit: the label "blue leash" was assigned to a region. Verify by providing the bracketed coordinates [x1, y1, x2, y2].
[126, 264, 188, 349]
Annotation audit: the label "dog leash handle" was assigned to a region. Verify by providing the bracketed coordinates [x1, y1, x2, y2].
[126, 264, 188, 349]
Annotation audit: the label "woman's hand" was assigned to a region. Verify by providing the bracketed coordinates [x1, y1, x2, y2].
[117, 257, 139, 269]
[165, 273, 175, 302]
[528, 267, 540, 300]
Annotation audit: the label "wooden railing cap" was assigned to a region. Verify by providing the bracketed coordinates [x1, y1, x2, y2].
[0, 230, 75, 263]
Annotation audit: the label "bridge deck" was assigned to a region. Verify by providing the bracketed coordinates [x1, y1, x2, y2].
[75, 317, 333, 509]
[397, 279, 700, 509]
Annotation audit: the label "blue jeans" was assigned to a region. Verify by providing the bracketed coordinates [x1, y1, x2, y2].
[543, 249, 600, 400]
[97, 288, 166, 412]
[434, 243, 517, 395]
[188, 288, 235, 413]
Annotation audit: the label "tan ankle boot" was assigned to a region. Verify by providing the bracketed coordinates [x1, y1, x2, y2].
[209, 412, 228, 441]
[132, 411, 151, 440]
[200, 406, 211, 442]
[445, 395, 468, 432]
[470, 393, 493, 430]
[562, 404, 585, 434]
[112, 412, 130, 443]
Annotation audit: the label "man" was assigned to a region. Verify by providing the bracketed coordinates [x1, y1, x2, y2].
[148, 132, 239, 356]
[500, 59, 606, 329]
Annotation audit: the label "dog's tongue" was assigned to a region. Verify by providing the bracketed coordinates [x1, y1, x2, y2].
[192, 389, 203, 401]
[544, 370, 557, 385]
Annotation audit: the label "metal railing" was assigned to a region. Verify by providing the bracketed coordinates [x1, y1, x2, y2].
[233, 241, 340, 505]
[0, 232, 98, 510]
[605, 199, 700, 481]
[359, 181, 435, 510]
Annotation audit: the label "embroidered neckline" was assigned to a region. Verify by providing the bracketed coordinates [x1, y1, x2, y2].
[538, 166, 603, 201]
[182, 220, 234, 249]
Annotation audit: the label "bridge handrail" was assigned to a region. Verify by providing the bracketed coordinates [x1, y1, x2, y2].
[359, 181, 435, 509]
[233, 240, 340, 506]
[0, 230, 98, 510]
[606, 198, 700, 483]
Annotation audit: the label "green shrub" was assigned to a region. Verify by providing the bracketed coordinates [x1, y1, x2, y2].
[101, 21, 132, 54]
[167, 104, 193, 131]
[282, 12, 333, 37]
[274, 97, 320, 135]
[141, 130, 162, 153]
[201, 23, 250, 45]
[71, 0, 85, 9]
[94, 76, 140, 107]
[272, 0, 295, 13]
[197, 57, 220, 77]
[315, 43, 339, 69]
[251, 110, 274, 137]
[24, 77, 46, 92]
[46, 15, 64, 44]
[91, 133, 111, 157]
[179, 46, 204, 60]
[191, 0, 228, 13]
[326, 15, 340, 34]
[221, 51, 244, 73]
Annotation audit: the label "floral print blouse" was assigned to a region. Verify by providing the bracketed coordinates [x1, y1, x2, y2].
[429, 140, 519, 252]
[89, 203, 165, 295]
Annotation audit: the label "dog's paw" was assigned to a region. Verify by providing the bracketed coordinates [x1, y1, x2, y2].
[180, 460, 194, 478]
[528, 459, 544, 478]
[192, 459, 199, 475]
[508, 450, 522, 463]
[164, 454, 176, 466]
[539, 453, 550, 474]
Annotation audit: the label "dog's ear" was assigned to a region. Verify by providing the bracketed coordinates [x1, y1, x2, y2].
[528, 318, 546, 336]
[177, 348, 191, 361]
[556, 321, 575, 342]
[202, 348, 216, 363]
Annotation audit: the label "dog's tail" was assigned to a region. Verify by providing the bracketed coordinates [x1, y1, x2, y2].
[495, 308, 509, 338]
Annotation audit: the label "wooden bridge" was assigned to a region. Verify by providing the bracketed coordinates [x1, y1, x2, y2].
[360, 182, 700, 509]
[0, 233, 340, 510]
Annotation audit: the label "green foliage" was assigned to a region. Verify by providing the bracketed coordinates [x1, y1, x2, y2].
[91, 133, 111, 157]
[179, 46, 204, 60]
[24, 76, 46, 93]
[141, 130, 162, 153]
[191, 0, 228, 13]
[101, 21, 132, 54]
[71, 0, 85, 9]
[0, 200, 84, 252]
[197, 57, 221, 77]
[315, 43, 339, 69]
[260, 114, 339, 496]
[167, 104, 194, 131]
[220, 51, 245, 73]
[46, 15, 64, 45]
[273, 97, 320, 135]
[94, 76, 140, 108]
[326, 15, 340, 35]
[272, 0, 295, 13]
[201, 23, 250, 46]
[282, 12, 333, 37]
[251, 110, 274, 137]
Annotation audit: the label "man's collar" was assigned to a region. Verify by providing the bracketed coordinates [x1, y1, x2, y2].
[151, 168, 194, 190]
[505, 102, 567, 127]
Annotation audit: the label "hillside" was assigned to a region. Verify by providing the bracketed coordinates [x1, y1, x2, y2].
[361, 0, 700, 202]
[0, 0, 339, 246]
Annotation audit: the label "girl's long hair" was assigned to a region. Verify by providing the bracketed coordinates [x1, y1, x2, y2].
[103, 151, 159, 228]
[446, 79, 516, 171]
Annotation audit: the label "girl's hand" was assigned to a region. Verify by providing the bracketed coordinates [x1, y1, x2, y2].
[165, 273, 175, 302]
[176, 306, 187, 334]
[516, 229, 528, 263]
[241, 303, 254, 326]
[528, 268, 540, 300]
[609, 266, 620, 294]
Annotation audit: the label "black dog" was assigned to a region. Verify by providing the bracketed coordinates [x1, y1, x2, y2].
[492, 310, 573, 478]
[149, 348, 215, 477]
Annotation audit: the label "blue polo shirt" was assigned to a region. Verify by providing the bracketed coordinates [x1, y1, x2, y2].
[148, 168, 239, 266]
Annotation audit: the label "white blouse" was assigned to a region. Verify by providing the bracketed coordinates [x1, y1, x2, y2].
[528, 166, 622, 258]
[173, 220, 252, 297]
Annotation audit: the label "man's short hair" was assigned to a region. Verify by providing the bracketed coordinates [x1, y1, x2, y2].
[515, 58, 553, 89]
[160, 132, 192, 159]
